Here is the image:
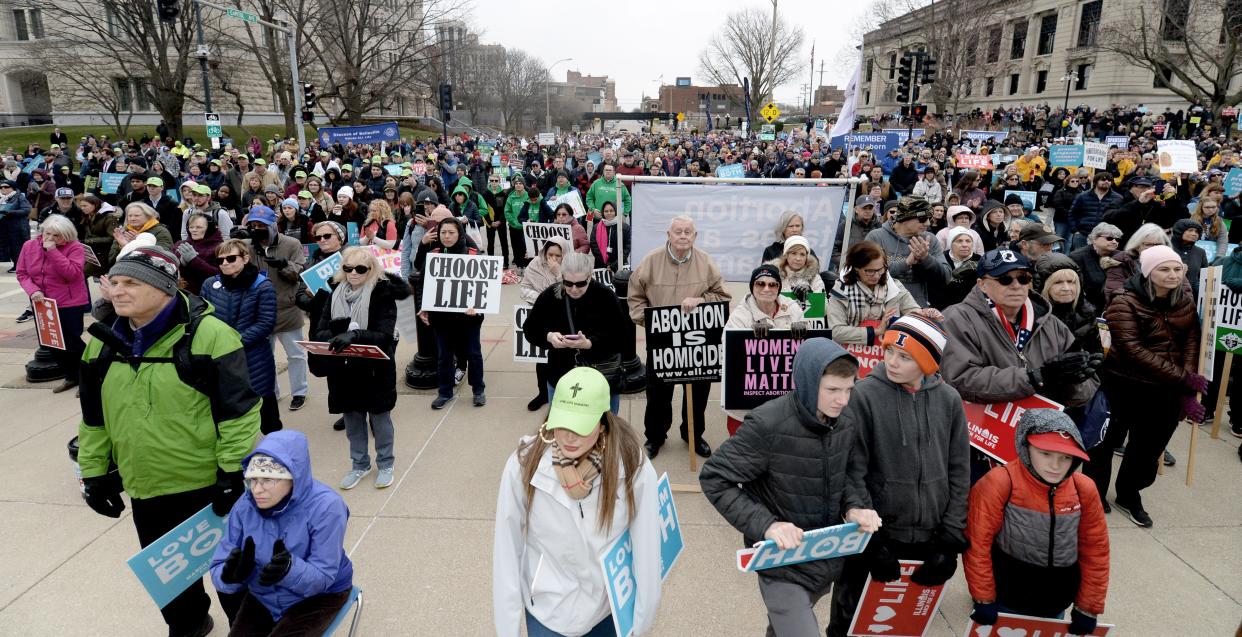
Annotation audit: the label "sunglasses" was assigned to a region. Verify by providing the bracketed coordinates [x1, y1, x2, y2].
[991, 272, 1033, 286]
[562, 278, 589, 288]
[342, 264, 370, 274]
[216, 254, 243, 265]
[754, 280, 781, 289]
[314, 233, 337, 241]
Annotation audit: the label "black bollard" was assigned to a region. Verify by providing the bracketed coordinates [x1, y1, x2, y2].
[404, 273, 440, 390]
[611, 269, 646, 394]
[25, 344, 65, 383]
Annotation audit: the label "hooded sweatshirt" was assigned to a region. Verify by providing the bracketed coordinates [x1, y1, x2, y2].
[1171, 218, 1209, 296]
[211, 430, 353, 621]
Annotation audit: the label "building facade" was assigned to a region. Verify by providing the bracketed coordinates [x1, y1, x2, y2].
[645, 80, 748, 129]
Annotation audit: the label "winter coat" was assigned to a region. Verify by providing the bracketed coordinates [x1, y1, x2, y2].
[591, 221, 631, 270]
[523, 281, 627, 385]
[931, 252, 981, 310]
[519, 238, 570, 305]
[77, 293, 262, 498]
[912, 177, 944, 203]
[148, 195, 187, 241]
[1046, 185, 1083, 223]
[1171, 219, 1210, 298]
[627, 245, 732, 326]
[174, 230, 222, 295]
[245, 231, 306, 333]
[830, 214, 884, 272]
[769, 252, 826, 296]
[200, 267, 278, 397]
[312, 273, 408, 414]
[965, 413, 1109, 617]
[941, 288, 1098, 408]
[1102, 272, 1200, 387]
[563, 220, 590, 254]
[493, 438, 662, 637]
[864, 222, 950, 307]
[699, 339, 858, 591]
[935, 220, 985, 258]
[1069, 245, 1111, 311]
[80, 211, 119, 277]
[585, 176, 631, 216]
[825, 277, 920, 346]
[211, 431, 353, 621]
[842, 363, 971, 547]
[15, 238, 88, 307]
[1102, 251, 1193, 306]
[1068, 189, 1122, 235]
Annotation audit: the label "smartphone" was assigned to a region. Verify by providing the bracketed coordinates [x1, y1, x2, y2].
[563, 334, 581, 341]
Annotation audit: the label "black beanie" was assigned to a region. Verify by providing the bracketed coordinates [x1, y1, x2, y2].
[750, 264, 781, 289]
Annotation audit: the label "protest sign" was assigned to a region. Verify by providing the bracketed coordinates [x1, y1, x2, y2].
[782, 291, 826, 328]
[721, 329, 832, 410]
[963, 612, 1113, 636]
[317, 122, 400, 146]
[547, 189, 587, 218]
[1214, 279, 1242, 353]
[1048, 144, 1084, 167]
[127, 505, 226, 609]
[536, 132, 556, 146]
[847, 560, 946, 637]
[100, 173, 125, 195]
[846, 343, 884, 378]
[830, 133, 901, 154]
[760, 124, 776, 141]
[883, 128, 926, 144]
[523, 222, 573, 256]
[990, 154, 1018, 167]
[1156, 139, 1199, 173]
[299, 251, 341, 295]
[413, 162, 428, 176]
[644, 302, 728, 383]
[715, 163, 745, 179]
[296, 341, 391, 360]
[420, 253, 504, 314]
[82, 245, 101, 268]
[1225, 168, 1242, 197]
[955, 154, 994, 170]
[600, 473, 683, 637]
[588, 151, 603, 167]
[512, 304, 548, 363]
[347, 222, 360, 246]
[1083, 141, 1109, 170]
[369, 245, 402, 275]
[592, 267, 615, 291]
[965, 394, 1065, 464]
[1104, 135, 1130, 149]
[736, 522, 871, 572]
[1198, 240, 1238, 263]
[33, 297, 65, 350]
[1008, 190, 1037, 210]
[961, 130, 999, 145]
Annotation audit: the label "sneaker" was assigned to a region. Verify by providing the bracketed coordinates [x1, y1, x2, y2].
[339, 468, 371, 490]
[1230, 422, 1242, 439]
[1162, 450, 1176, 467]
[15, 309, 33, 323]
[375, 467, 394, 488]
[332, 417, 346, 431]
[431, 395, 452, 410]
[289, 395, 306, 411]
[5, 266, 15, 274]
[1112, 445, 1125, 457]
[52, 379, 78, 394]
[473, 392, 487, 407]
[454, 369, 466, 385]
[1102, 500, 1112, 514]
[1113, 496, 1153, 528]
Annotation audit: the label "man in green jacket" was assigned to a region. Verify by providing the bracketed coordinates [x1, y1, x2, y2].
[502, 175, 540, 267]
[585, 163, 631, 219]
[78, 245, 261, 637]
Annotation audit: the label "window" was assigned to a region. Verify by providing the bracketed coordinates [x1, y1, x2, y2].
[1224, 0, 1242, 42]
[965, 38, 978, 67]
[1077, 0, 1102, 47]
[113, 77, 153, 111]
[1153, 65, 1174, 88]
[1075, 63, 1092, 89]
[1161, 0, 1189, 40]
[964, 79, 973, 97]
[986, 25, 1002, 63]
[864, 89, 871, 105]
[1011, 20, 1028, 59]
[1036, 70, 1048, 93]
[1038, 14, 1058, 55]
[889, 52, 897, 79]
[985, 77, 995, 96]
[1009, 73, 1020, 95]
[13, 8, 44, 40]
[865, 58, 873, 82]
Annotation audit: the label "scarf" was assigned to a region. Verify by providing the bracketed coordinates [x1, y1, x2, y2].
[551, 444, 603, 500]
[593, 220, 619, 264]
[985, 294, 1035, 353]
[330, 278, 375, 330]
[839, 279, 887, 326]
[128, 217, 159, 234]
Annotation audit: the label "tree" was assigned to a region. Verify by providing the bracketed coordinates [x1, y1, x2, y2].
[494, 49, 547, 132]
[1098, 0, 1242, 120]
[22, 52, 137, 139]
[698, 5, 806, 108]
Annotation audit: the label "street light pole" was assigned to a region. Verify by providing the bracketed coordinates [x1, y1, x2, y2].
[546, 57, 573, 133]
[1060, 70, 1078, 138]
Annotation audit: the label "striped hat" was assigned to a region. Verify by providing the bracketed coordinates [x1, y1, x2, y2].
[881, 314, 949, 375]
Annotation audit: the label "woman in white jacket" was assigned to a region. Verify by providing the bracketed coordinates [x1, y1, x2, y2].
[494, 367, 662, 637]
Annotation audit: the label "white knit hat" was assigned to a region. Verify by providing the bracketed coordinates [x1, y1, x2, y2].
[244, 454, 293, 481]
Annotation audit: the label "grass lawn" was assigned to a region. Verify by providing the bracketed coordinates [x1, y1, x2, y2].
[0, 122, 443, 154]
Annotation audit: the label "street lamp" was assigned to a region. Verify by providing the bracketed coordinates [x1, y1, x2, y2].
[1059, 69, 1078, 138]
[546, 57, 573, 133]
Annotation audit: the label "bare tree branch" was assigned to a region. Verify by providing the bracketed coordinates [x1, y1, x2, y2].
[697, 6, 805, 108]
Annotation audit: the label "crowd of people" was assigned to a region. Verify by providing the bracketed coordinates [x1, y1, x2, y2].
[5, 111, 1239, 637]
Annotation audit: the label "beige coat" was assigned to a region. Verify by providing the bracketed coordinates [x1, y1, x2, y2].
[627, 245, 731, 325]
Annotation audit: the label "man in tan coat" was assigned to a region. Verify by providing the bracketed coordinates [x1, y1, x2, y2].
[628, 215, 731, 459]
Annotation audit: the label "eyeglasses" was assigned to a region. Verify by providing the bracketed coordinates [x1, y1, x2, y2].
[342, 264, 370, 274]
[990, 272, 1033, 286]
[245, 477, 282, 490]
[562, 278, 589, 288]
[215, 254, 243, 265]
[753, 280, 781, 289]
[1099, 235, 1120, 242]
[860, 267, 886, 276]
[314, 233, 337, 241]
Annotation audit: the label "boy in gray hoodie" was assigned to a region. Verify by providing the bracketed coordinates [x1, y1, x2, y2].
[828, 314, 970, 637]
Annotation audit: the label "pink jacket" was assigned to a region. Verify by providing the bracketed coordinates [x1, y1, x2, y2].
[16, 238, 89, 307]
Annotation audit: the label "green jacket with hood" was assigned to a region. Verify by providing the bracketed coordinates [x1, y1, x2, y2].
[585, 175, 631, 216]
[503, 189, 541, 229]
[77, 292, 262, 499]
[455, 176, 491, 222]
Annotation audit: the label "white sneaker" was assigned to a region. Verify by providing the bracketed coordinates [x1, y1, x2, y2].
[454, 369, 466, 385]
[339, 468, 371, 490]
[375, 467, 394, 488]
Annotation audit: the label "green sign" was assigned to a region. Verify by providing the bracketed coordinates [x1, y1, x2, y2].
[760, 124, 776, 141]
[782, 291, 825, 319]
[205, 112, 222, 139]
[226, 8, 259, 22]
[1217, 326, 1242, 353]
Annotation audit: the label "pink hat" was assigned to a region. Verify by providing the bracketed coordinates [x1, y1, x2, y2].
[1138, 245, 1181, 277]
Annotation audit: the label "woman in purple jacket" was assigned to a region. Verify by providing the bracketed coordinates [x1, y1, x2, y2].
[15, 213, 87, 393]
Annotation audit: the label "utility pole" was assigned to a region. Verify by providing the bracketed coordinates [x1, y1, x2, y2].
[767, 0, 778, 105]
[808, 40, 815, 120]
[193, 1, 212, 113]
[818, 60, 825, 91]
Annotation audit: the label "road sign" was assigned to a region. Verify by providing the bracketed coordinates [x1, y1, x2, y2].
[676, 112, 684, 122]
[204, 112, 222, 139]
[760, 102, 781, 123]
[226, 7, 258, 22]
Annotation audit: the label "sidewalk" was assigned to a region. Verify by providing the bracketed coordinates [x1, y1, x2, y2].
[0, 278, 1238, 636]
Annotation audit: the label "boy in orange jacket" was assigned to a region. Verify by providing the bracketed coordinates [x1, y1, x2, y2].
[964, 408, 1109, 635]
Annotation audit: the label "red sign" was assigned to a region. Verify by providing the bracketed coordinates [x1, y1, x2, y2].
[846, 343, 884, 379]
[412, 163, 427, 176]
[33, 298, 65, 350]
[295, 340, 390, 360]
[1223, 108, 1238, 118]
[956, 154, 994, 170]
[963, 612, 1113, 637]
[848, 560, 945, 637]
[964, 394, 1064, 464]
[1153, 123, 1167, 135]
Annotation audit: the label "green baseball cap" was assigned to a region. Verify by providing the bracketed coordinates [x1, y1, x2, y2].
[370, 157, 382, 165]
[341, 164, 353, 172]
[545, 368, 611, 436]
[191, 183, 211, 195]
[297, 190, 312, 199]
[254, 158, 267, 165]
[146, 177, 164, 187]
[294, 170, 307, 178]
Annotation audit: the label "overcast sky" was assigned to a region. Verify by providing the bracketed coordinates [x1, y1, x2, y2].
[469, 0, 877, 109]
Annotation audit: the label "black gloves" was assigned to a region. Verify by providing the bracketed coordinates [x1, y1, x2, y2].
[329, 330, 357, 352]
[229, 227, 251, 239]
[751, 320, 770, 339]
[220, 536, 256, 584]
[1031, 352, 1102, 389]
[263, 256, 288, 270]
[790, 321, 808, 340]
[867, 536, 901, 583]
[212, 469, 245, 516]
[1068, 608, 1098, 635]
[970, 601, 999, 626]
[258, 539, 292, 586]
[791, 284, 810, 305]
[910, 549, 958, 586]
[82, 471, 125, 518]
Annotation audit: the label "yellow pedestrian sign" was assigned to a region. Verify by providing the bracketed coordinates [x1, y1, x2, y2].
[760, 102, 781, 123]
[676, 112, 685, 122]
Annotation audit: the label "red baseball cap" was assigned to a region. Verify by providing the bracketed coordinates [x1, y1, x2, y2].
[1027, 431, 1089, 461]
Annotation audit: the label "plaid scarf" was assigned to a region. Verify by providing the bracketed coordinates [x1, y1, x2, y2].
[838, 280, 888, 326]
[985, 294, 1035, 353]
[552, 445, 603, 501]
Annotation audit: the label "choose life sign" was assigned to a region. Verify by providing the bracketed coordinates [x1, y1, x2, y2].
[600, 473, 684, 637]
[419, 253, 504, 314]
[512, 304, 548, 363]
[127, 505, 226, 609]
[644, 302, 729, 383]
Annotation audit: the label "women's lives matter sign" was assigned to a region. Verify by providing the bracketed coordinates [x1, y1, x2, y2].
[420, 253, 504, 314]
[721, 329, 832, 410]
[644, 301, 729, 383]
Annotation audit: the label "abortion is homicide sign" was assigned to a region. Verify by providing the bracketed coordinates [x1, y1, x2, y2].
[721, 329, 832, 410]
[644, 302, 728, 383]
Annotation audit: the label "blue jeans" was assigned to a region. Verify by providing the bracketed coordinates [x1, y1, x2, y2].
[525, 610, 615, 637]
[547, 382, 621, 415]
[434, 320, 484, 399]
[271, 328, 309, 397]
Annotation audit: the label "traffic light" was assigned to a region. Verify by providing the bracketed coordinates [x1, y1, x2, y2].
[896, 53, 914, 104]
[901, 105, 911, 118]
[157, 0, 180, 23]
[911, 104, 927, 120]
[921, 57, 938, 85]
[302, 83, 316, 109]
[438, 83, 453, 114]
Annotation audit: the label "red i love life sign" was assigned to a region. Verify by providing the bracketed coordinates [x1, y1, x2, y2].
[33, 297, 66, 350]
[963, 612, 1113, 636]
[964, 394, 1064, 464]
[955, 154, 994, 170]
[848, 560, 945, 637]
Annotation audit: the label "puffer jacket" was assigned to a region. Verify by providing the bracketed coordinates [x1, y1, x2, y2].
[842, 363, 970, 547]
[312, 273, 408, 414]
[964, 412, 1109, 617]
[211, 431, 353, 621]
[864, 222, 950, 307]
[699, 339, 857, 591]
[941, 287, 1098, 408]
[200, 266, 278, 397]
[15, 238, 88, 307]
[1102, 272, 1200, 387]
[1069, 245, 1110, 310]
[769, 252, 826, 295]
